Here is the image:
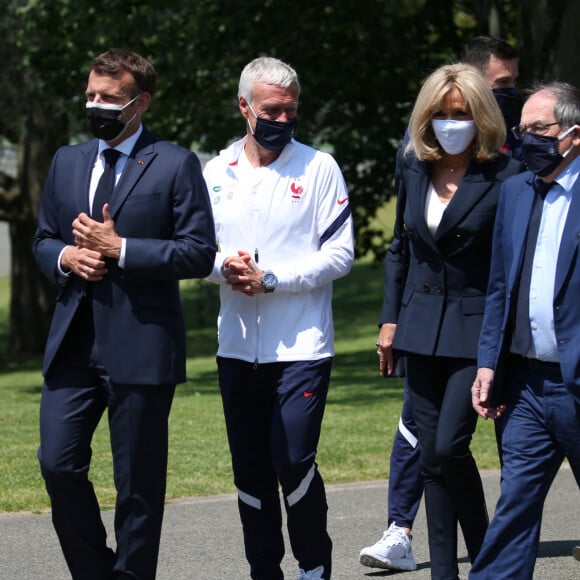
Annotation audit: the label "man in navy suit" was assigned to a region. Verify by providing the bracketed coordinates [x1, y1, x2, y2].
[33, 48, 216, 579]
[471, 82, 580, 579]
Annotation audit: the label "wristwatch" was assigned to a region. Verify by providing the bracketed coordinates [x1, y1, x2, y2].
[260, 270, 278, 293]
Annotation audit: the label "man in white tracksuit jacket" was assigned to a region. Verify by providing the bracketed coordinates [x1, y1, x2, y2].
[204, 57, 354, 580]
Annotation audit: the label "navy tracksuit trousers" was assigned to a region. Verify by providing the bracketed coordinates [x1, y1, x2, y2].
[218, 357, 333, 580]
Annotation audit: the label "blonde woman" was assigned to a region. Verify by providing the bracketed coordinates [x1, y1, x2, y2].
[377, 63, 523, 579]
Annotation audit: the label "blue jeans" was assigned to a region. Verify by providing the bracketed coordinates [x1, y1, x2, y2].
[470, 356, 580, 579]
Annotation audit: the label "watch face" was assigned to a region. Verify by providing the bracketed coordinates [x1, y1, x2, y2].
[263, 273, 277, 287]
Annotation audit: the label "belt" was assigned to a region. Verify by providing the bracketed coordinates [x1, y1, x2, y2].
[510, 354, 561, 370]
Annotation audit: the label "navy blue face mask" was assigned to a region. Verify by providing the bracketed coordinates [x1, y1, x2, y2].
[492, 87, 517, 123]
[521, 125, 577, 177]
[248, 103, 297, 151]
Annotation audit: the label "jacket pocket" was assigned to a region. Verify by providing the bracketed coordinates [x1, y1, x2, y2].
[462, 294, 486, 315]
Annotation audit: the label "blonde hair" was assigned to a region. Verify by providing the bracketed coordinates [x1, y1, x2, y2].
[406, 63, 506, 162]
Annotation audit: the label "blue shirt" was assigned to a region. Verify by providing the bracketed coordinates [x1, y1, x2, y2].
[528, 155, 580, 361]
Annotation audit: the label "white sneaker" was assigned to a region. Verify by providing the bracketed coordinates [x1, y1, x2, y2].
[359, 522, 417, 571]
[297, 564, 325, 579]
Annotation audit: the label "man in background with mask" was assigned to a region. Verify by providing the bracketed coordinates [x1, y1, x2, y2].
[33, 48, 216, 579]
[471, 82, 580, 579]
[204, 56, 354, 580]
[461, 35, 522, 159]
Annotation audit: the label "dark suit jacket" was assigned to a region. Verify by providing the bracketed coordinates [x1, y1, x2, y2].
[478, 170, 580, 402]
[380, 150, 522, 359]
[33, 128, 217, 385]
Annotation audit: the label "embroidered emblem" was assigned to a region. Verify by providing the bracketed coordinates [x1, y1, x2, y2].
[290, 180, 304, 203]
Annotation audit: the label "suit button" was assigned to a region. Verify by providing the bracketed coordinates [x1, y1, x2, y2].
[423, 283, 431, 293]
[435, 286, 444, 294]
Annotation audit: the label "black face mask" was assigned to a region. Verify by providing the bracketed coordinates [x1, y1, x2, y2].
[85, 95, 139, 141]
[248, 104, 297, 151]
[493, 87, 516, 115]
[521, 126, 577, 177]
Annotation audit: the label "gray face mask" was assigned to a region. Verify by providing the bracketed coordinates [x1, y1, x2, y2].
[86, 95, 139, 141]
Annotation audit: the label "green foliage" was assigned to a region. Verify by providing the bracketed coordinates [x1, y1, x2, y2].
[0, 264, 500, 513]
[1, 0, 492, 258]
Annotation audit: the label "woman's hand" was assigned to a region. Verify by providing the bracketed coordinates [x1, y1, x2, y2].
[376, 323, 397, 377]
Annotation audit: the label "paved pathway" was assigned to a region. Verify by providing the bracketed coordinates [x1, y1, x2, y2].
[1, 467, 578, 579]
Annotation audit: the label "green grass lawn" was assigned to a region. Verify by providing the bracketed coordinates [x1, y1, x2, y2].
[0, 258, 500, 513]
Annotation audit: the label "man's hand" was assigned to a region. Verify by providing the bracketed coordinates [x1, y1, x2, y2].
[72, 204, 122, 259]
[221, 250, 265, 296]
[377, 323, 397, 377]
[471, 367, 505, 420]
[61, 245, 108, 281]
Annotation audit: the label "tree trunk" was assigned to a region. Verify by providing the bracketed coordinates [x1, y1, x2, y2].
[7, 103, 67, 358]
[518, 0, 569, 84]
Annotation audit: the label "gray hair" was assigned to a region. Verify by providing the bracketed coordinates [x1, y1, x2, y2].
[238, 57, 300, 104]
[528, 81, 580, 129]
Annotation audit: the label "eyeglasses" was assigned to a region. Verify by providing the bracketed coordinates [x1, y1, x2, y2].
[511, 121, 560, 140]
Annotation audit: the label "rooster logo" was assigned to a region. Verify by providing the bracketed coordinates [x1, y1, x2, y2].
[290, 181, 304, 202]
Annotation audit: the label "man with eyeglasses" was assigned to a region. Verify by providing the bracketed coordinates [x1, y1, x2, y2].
[470, 82, 580, 579]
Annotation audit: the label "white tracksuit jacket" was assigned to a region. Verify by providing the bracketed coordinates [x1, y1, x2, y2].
[204, 137, 354, 364]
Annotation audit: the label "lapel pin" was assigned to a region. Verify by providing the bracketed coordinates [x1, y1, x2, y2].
[138, 160, 144, 165]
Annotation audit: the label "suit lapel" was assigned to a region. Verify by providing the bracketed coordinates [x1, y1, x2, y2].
[555, 180, 580, 297]
[404, 157, 438, 252]
[79, 141, 98, 214]
[109, 129, 158, 219]
[507, 177, 535, 292]
[435, 160, 494, 240]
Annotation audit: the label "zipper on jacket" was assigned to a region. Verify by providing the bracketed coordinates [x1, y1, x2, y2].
[254, 247, 261, 369]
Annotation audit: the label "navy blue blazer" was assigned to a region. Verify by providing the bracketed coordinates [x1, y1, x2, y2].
[381, 150, 523, 359]
[478, 170, 580, 402]
[33, 128, 217, 385]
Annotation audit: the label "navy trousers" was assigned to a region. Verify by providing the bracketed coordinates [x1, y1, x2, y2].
[39, 299, 175, 580]
[406, 354, 488, 580]
[387, 381, 423, 529]
[218, 356, 333, 580]
[470, 357, 580, 579]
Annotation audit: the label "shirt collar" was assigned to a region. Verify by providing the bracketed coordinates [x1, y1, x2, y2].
[97, 124, 143, 158]
[553, 152, 580, 193]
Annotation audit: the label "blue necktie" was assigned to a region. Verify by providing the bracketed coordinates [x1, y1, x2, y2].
[92, 149, 121, 222]
[510, 179, 553, 356]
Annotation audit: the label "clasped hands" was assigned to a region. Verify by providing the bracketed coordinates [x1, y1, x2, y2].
[222, 250, 266, 296]
[62, 203, 122, 281]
